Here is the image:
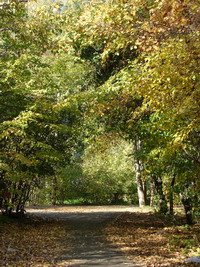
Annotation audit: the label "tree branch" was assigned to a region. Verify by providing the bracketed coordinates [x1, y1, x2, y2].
[182, 147, 200, 164]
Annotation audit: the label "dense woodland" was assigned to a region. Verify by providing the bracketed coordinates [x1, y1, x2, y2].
[0, 0, 199, 224]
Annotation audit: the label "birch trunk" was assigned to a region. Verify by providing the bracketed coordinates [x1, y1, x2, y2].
[133, 139, 146, 207]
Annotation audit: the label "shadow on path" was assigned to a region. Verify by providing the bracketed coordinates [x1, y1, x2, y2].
[26, 206, 142, 266]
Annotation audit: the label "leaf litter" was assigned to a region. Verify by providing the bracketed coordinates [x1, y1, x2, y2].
[0, 206, 199, 267]
[0, 214, 70, 266]
[105, 211, 200, 267]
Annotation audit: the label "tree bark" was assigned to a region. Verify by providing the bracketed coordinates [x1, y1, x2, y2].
[180, 193, 193, 225]
[153, 176, 168, 214]
[169, 174, 176, 215]
[133, 139, 146, 207]
[150, 177, 155, 207]
[52, 176, 58, 205]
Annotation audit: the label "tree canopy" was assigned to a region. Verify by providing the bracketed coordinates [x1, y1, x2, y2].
[0, 0, 199, 224]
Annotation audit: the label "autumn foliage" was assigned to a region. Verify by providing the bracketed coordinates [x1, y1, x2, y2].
[0, 0, 199, 225]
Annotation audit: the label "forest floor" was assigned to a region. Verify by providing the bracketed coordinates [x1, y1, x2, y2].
[0, 206, 199, 267]
[105, 210, 200, 267]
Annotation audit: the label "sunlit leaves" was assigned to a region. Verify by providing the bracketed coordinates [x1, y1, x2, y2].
[80, 137, 136, 203]
[0, 0, 199, 214]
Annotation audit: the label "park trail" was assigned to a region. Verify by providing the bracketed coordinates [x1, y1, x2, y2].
[26, 206, 142, 267]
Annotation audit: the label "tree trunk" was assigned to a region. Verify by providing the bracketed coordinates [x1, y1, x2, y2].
[52, 176, 58, 205]
[16, 183, 30, 214]
[112, 193, 120, 204]
[150, 177, 155, 207]
[153, 176, 168, 214]
[133, 139, 146, 207]
[180, 194, 193, 225]
[169, 175, 176, 215]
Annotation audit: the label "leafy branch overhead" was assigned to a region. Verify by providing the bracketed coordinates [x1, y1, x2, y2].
[0, 0, 199, 224]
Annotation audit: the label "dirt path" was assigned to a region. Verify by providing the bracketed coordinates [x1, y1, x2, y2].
[26, 206, 141, 266]
[2, 206, 195, 266]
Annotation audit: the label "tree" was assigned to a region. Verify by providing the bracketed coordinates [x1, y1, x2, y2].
[1, 0, 199, 224]
[0, 0, 94, 214]
[65, 0, 199, 220]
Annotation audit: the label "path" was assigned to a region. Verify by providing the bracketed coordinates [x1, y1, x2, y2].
[26, 206, 142, 267]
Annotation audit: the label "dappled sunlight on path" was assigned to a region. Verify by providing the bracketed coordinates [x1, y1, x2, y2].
[26, 205, 139, 214]
[25, 205, 143, 266]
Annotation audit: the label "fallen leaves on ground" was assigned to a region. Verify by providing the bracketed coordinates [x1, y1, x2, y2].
[105, 212, 200, 267]
[1, 207, 199, 267]
[0, 215, 70, 266]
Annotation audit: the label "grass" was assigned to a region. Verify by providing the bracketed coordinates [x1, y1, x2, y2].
[168, 224, 200, 256]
